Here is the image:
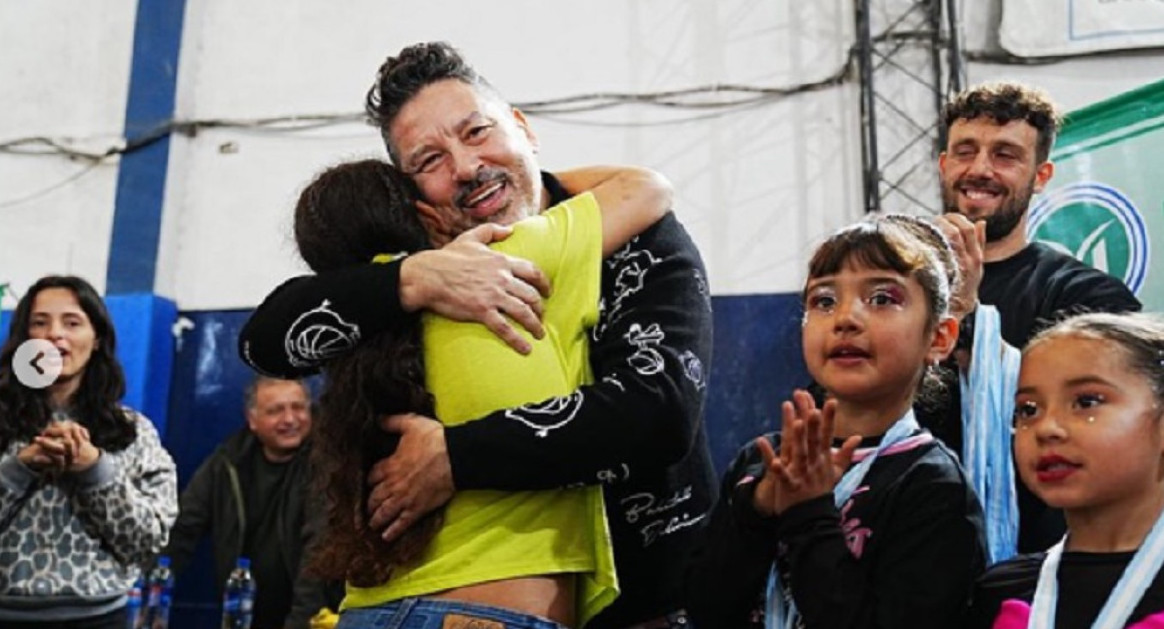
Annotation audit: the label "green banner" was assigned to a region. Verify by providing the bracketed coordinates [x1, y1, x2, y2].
[1029, 78, 1164, 312]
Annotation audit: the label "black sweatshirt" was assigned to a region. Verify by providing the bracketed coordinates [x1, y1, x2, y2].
[967, 550, 1164, 629]
[686, 431, 987, 629]
[237, 173, 718, 627]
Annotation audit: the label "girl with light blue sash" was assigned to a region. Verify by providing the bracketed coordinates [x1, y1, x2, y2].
[686, 215, 988, 628]
[968, 312, 1164, 629]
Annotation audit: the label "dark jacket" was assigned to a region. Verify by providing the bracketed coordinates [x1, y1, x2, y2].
[687, 430, 987, 629]
[164, 428, 326, 629]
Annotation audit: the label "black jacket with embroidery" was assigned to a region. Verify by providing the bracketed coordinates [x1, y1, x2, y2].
[686, 430, 987, 629]
[237, 173, 718, 627]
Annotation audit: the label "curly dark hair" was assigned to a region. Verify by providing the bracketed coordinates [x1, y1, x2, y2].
[365, 41, 501, 163]
[294, 159, 441, 586]
[0, 275, 135, 453]
[943, 81, 1062, 163]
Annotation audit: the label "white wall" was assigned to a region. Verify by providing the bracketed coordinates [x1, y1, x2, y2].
[0, 0, 137, 304]
[159, 0, 862, 309]
[957, 0, 1164, 110]
[2, 0, 1162, 310]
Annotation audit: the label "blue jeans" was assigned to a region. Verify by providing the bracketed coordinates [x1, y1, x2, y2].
[336, 598, 570, 629]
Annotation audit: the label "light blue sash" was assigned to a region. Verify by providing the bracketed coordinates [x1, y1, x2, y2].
[764, 410, 921, 629]
[1029, 507, 1164, 629]
[960, 305, 1021, 564]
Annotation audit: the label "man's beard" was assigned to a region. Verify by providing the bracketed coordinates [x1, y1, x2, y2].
[941, 176, 1035, 243]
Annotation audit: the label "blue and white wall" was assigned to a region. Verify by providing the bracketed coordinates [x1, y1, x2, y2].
[1, 3, 1161, 618]
[6, 0, 1164, 482]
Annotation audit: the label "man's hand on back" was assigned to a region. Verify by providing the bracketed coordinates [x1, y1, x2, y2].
[398, 224, 551, 354]
[367, 413, 455, 543]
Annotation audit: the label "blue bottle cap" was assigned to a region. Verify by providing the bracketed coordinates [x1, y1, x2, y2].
[237, 557, 250, 570]
[157, 555, 171, 567]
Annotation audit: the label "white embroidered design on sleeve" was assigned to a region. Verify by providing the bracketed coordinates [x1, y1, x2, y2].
[693, 269, 712, 312]
[596, 463, 631, 485]
[625, 323, 666, 375]
[610, 248, 661, 313]
[679, 350, 706, 390]
[284, 300, 361, 367]
[602, 373, 626, 392]
[504, 391, 585, 437]
[619, 485, 708, 547]
[592, 296, 609, 342]
[594, 240, 661, 341]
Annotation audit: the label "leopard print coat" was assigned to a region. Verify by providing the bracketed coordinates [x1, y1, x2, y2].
[0, 409, 178, 617]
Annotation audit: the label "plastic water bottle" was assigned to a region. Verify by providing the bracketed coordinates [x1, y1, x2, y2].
[143, 556, 174, 629]
[221, 557, 256, 629]
[125, 573, 145, 629]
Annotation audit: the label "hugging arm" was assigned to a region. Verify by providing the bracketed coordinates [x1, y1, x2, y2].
[367, 181, 707, 535]
[239, 230, 551, 373]
[240, 262, 412, 378]
[555, 165, 672, 256]
[445, 212, 711, 490]
[238, 165, 671, 375]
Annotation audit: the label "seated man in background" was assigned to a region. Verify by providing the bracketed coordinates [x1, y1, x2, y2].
[164, 376, 329, 629]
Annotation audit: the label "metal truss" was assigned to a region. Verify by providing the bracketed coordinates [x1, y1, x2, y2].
[855, 0, 965, 214]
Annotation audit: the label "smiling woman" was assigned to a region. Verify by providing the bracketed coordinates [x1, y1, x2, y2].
[0, 275, 178, 628]
[27, 286, 98, 402]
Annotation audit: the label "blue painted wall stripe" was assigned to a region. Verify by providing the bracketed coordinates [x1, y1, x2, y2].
[106, 0, 187, 294]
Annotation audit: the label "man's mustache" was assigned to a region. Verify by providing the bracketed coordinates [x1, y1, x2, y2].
[454, 168, 509, 209]
[956, 176, 1006, 194]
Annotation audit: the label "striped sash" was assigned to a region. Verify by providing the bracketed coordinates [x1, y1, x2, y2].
[960, 305, 1021, 564]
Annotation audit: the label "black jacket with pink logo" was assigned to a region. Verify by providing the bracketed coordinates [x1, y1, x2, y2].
[686, 430, 986, 629]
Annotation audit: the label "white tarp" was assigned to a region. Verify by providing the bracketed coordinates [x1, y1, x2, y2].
[1001, 0, 1164, 57]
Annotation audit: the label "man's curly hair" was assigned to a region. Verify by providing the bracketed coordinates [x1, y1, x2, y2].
[943, 81, 1063, 163]
[365, 41, 501, 163]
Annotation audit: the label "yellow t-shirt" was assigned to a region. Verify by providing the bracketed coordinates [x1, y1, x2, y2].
[344, 192, 618, 625]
